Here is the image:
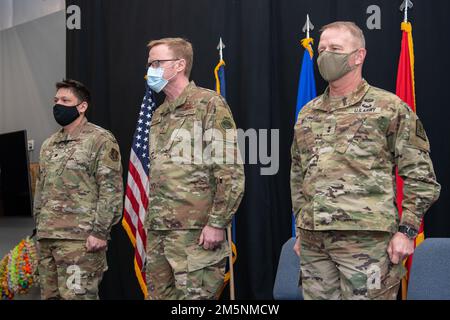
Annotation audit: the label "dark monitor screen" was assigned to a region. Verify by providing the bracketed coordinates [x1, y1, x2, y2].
[0, 130, 32, 217]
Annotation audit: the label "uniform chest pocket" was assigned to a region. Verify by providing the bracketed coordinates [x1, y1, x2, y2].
[171, 108, 197, 135]
[166, 109, 197, 153]
[295, 121, 319, 171]
[64, 149, 91, 175]
[297, 122, 315, 152]
[150, 109, 197, 158]
[299, 117, 336, 148]
[44, 149, 76, 176]
[38, 155, 50, 183]
[150, 116, 163, 133]
[335, 116, 384, 169]
[335, 116, 365, 154]
[149, 116, 163, 158]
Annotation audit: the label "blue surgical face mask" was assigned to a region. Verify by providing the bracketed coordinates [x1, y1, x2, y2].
[146, 67, 168, 93]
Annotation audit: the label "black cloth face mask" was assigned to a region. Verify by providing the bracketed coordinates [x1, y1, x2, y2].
[53, 103, 81, 126]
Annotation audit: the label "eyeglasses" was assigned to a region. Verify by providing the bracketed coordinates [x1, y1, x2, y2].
[147, 59, 180, 69]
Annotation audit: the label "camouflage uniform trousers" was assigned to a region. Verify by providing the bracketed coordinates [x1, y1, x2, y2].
[146, 229, 229, 300]
[298, 229, 407, 300]
[36, 239, 107, 300]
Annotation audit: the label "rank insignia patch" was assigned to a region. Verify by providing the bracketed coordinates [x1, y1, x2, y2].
[416, 119, 427, 141]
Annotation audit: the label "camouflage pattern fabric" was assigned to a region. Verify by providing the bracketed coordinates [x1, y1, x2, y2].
[144, 82, 243, 300]
[291, 80, 440, 234]
[299, 229, 406, 300]
[36, 239, 107, 300]
[146, 230, 228, 300]
[34, 118, 123, 241]
[145, 81, 245, 231]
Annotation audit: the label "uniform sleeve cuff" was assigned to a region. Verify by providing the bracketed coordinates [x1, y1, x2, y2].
[399, 209, 421, 231]
[207, 218, 228, 229]
[90, 230, 108, 241]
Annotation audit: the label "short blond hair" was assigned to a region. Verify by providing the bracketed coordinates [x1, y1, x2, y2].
[320, 21, 366, 48]
[147, 38, 194, 77]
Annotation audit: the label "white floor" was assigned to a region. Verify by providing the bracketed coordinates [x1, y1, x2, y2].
[0, 216, 40, 300]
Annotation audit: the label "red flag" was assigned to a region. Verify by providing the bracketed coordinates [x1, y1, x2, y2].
[395, 21, 423, 300]
[396, 22, 416, 112]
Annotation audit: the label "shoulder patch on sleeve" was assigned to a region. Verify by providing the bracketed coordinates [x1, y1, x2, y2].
[109, 147, 120, 162]
[409, 117, 430, 152]
[220, 117, 234, 130]
[415, 119, 427, 141]
[101, 140, 122, 171]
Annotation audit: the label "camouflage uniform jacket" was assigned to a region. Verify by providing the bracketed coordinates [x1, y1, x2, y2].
[145, 82, 245, 230]
[291, 80, 440, 234]
[34, 118, 123, 240]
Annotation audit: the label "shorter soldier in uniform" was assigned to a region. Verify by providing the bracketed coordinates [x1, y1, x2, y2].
[291, 22, 441, 299]
[34, 80, 123, 300]
[144, 38, 245, 300]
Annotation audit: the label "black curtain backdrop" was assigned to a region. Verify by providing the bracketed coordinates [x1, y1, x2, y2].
[66, 0, 450, 299]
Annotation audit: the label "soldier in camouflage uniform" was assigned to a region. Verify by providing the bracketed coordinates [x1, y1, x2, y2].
[34, 80, 123, 300]
[144, 38, 245, 300]
[291, 22, 441, 300]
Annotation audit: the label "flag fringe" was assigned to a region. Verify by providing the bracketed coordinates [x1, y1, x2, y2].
[122, 218, 148, 298]
[224, 242, 237, 283]
[300, 38, 314, 59]
[401, 22, 416, 111]
[134, 257, 148, 298]
[214, 59, 226, 94]
[122, 218, 136, 246]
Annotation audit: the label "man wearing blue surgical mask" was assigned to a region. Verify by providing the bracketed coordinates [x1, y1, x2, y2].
[146, 54, 182, 94]
[291, 22, 440, 300]
[143, 38, 244, 300]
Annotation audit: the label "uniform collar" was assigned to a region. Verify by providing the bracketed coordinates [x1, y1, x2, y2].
[54, 117, 88, 143]
[166, 81, 197, 113]
[315, 79, 371, 112]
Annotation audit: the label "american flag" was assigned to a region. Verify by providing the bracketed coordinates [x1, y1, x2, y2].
[122, 85, 156, 297]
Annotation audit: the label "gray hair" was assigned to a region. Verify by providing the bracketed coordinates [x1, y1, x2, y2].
[320, 21, 366, 48]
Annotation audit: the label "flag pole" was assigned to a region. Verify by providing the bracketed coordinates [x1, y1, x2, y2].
[218, 37, 225, 62]
[401, 0, 413, 23]
[302, 13, 314, 40]
[217, 37, 236, 300]
[404, 1, 408, 22]
[306, 14, 311, 39]
[301, 14, 315, 59]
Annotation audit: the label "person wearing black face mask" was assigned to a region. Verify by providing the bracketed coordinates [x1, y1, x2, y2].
[34, 79, 124, 300]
